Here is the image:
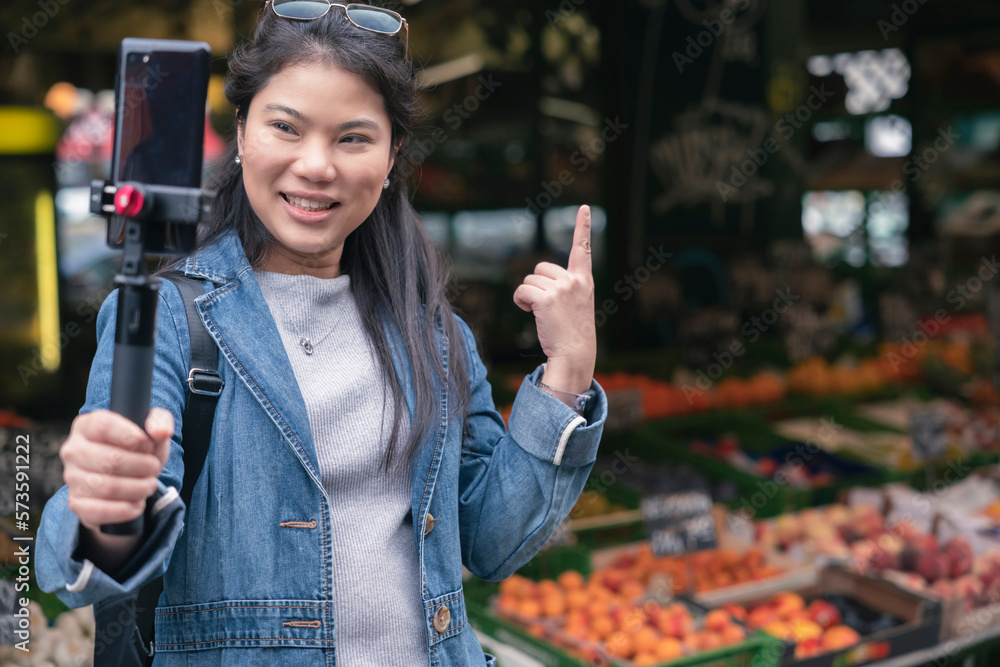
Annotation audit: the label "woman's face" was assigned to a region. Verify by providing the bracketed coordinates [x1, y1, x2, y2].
[237, 60, 396, 278]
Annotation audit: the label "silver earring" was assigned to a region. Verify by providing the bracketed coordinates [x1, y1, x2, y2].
[383, 177, 390, 190]
[235, 155, 243, 165]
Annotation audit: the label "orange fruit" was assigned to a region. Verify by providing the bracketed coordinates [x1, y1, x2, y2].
[565, 590, 588, 610]
[518, 599, 542, 619]
[632, 627, 660, 655]
[591, 615, 615, 639]
[695, 631, 723, 651]
[634, 653, 659, 665]
[541, 592, 566, 617]
[655, 636, 684, 661]
[495, 595, 518, 617]
[564, 620, 589, 640]
[557, 570, 585, 591]
[605, 631, 635, 659]
[720, 624, 746, 645]
[586, 599, 609, 620]
[619, 608, 649, 634]
[499, 574, 530, 598]
[621, 579, 646, 600]
[537, 579, 560, 596]
[704, 609, 731, 632]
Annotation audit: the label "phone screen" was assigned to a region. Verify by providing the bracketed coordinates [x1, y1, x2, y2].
[106, 40, 210, 255]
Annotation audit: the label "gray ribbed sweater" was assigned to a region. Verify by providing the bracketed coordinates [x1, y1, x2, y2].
[253, 269, 426, 666]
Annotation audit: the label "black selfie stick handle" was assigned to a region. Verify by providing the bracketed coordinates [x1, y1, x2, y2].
[101, 217, 161, 536]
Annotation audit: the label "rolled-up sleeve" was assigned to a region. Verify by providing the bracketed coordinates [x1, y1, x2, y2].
[36, 482, 185, 608]
[507, 362, 605, 468]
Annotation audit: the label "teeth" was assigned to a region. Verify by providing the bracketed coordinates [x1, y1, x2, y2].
[286, 195, 336, 211]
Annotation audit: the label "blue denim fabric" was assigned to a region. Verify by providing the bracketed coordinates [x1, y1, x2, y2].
[35, 228, 606, 666]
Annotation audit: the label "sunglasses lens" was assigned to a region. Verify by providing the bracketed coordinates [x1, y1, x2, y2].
[272, 0, 329, 19]
[346, 6, 402, 33]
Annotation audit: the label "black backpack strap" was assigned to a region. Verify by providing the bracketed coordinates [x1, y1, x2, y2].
[133, 273, 223, 663]
[171, 275, 225, 508]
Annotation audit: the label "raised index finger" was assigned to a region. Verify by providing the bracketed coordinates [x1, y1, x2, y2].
[567, 204, 592, 275]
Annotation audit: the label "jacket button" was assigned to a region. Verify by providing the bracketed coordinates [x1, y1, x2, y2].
[424, 513, 435, 537]
[433, 605, 451, 633]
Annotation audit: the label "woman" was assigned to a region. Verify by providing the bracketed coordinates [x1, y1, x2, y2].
[36, 2, 607, 665]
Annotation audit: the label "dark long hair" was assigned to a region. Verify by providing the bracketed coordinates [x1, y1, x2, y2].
[157, 5, 471, 472]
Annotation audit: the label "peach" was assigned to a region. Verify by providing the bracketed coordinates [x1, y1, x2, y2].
[633, 627, 660, 655]
[499, 574, 532, 598]
[602, 568, 628, 593]
[692, 631, 723, 651]
[621, 579, 647, 600]
[655, 637, 684, 661]
[763, 621, 794, 641]
[537, 579, 560, 596]
[656, 610, 694, 638]
[722, 604, 748, 622]
[565, 590, 588, 610]
[807, 600, 842, 629]
[605, 631, 635, 659]
[586, 599, 608, 620]
[564, 620, 589, 640]
[542, 591, 566, 617]
[518, 599, 542, 619]
[613, 606, 647, 631]
[720, 624, 746, 645]
[788, 618, 823, 642]
[772, 592, 806, 617]
[705, 609, 732, 633]
[795, 637, 823, 658]
[557, 569, 585, 591]
[496, 595, 518, 617]
[747, 606, 780, 629]
[591, 615, 614, 640]
[822, 625, 861, 651]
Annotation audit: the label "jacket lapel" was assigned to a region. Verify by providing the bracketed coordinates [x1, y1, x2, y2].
[180, 232, 322, 485]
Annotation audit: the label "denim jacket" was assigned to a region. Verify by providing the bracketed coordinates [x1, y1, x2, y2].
[36, 228, 607, 666]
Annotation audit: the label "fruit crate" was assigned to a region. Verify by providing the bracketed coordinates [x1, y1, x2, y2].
[626, 427, 890, 519]
[609, 633, 781, 667]
[468, 608, 597, 667]
[697, 566, 942, 667]
[470, 588, 782, 667]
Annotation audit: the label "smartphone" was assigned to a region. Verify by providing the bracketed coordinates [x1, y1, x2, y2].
[106, 38, 211, 255]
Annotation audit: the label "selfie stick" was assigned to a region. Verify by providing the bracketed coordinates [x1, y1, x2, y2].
[89, 182, 214, 535]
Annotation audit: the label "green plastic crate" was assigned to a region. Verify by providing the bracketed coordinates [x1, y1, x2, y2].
[469, 605, 782, 667]
[611, 634, 782, 667]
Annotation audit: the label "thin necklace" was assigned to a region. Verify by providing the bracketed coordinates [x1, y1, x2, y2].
[299, 323, 338, 355]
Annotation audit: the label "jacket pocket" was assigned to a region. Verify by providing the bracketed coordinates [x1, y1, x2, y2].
[424, 588, 468, 647]
[153, 599, 333, 652]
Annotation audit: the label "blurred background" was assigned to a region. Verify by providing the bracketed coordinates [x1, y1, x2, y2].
[11, 0, 1000, 665]
[1, 0, 996, 417]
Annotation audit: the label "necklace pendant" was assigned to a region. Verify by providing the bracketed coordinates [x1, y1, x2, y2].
[300, 337, 314, 355]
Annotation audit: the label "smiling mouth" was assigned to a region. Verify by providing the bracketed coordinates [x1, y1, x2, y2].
[281, 193, 339, 212]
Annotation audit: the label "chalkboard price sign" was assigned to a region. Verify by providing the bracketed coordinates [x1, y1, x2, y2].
[910, 410, 947, 462]
[642, 491, 717, 556]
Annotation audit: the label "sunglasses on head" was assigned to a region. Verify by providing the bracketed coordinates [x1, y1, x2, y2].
[266, 1, 409, 60]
